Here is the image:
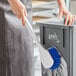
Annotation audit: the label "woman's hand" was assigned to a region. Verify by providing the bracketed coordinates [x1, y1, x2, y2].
[8, 0, 27, 26]
[57, 0, 76, 25]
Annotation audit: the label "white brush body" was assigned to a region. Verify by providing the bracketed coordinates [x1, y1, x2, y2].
[25, 17, 54, 69]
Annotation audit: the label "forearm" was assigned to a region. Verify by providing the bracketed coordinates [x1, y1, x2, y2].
[57, 0, 66, 7]
[8, 0, 19, 5]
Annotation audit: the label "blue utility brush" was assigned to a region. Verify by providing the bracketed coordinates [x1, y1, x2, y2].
[25, 17, 61, 70]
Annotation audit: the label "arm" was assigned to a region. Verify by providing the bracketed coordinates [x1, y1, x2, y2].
[57, 0, 76, 25]
[8, 0, 27, 26]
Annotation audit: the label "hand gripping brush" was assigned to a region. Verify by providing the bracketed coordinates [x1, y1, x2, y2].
[25, 17, 61, 70]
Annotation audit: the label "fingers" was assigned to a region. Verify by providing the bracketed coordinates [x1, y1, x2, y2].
[9, 0, 27, 26]
[58, 6, 76, 26]
[58, 8, 63, 18]
[71, 15, 76, 25]
[21, 9, 26, 26]
[68, 16, 73, 26]
[65, 15, 69, 25]
[24, 9, 27, 16]
[65, 14, 76, 26]
[17, 13, 21, 19]
[16, 8, 27, 26]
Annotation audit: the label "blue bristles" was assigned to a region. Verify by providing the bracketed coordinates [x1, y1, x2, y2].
[48, 47, 61, 71]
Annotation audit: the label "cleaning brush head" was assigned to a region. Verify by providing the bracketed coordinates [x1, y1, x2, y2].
[48, 47, 61, 70]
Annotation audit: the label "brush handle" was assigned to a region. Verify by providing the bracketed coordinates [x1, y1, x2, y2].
[25, 17, 39, 44]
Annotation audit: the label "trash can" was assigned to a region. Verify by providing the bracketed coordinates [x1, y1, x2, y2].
[37, 18, 76, 76]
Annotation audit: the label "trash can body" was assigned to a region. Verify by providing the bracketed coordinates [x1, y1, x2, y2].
[38, 18, 76, 76]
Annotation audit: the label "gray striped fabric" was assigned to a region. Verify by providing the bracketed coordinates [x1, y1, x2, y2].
[0, 0, 34, 76]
